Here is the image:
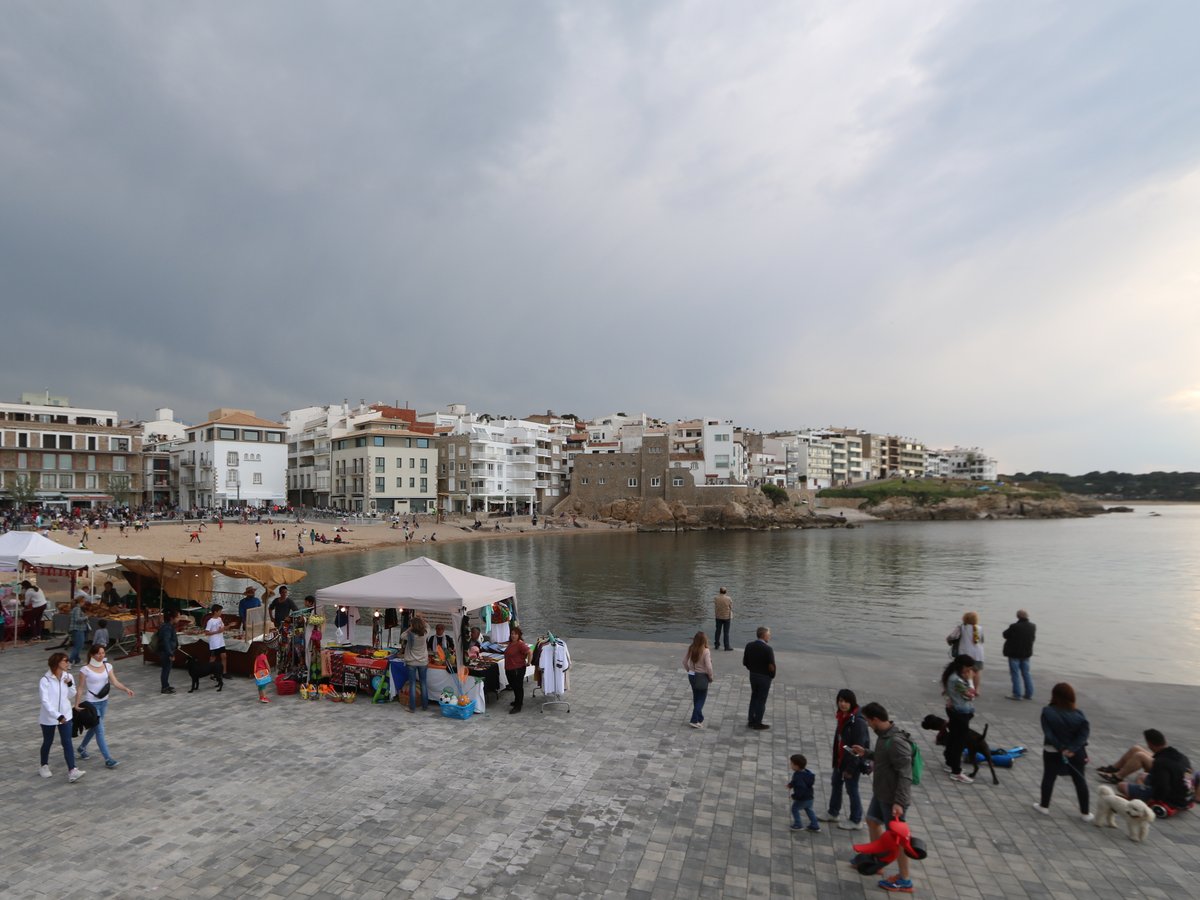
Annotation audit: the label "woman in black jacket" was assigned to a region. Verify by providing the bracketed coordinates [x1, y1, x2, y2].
[1033, 682, 1092, 820]
[820, 688, 870, 829]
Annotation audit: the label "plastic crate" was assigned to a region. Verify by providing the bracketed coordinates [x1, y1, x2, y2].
[439, 699, 475, 720]
[274, 675, 299, 696]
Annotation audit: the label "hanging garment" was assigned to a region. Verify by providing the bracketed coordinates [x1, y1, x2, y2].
[538, 639, 570, 694]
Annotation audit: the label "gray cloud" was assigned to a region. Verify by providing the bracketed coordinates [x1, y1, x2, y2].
[2, 1, 1198, 473]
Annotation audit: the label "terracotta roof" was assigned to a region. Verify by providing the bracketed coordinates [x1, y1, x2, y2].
[188, 411, 284, 430]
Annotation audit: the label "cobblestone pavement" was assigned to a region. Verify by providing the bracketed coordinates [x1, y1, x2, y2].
[1, 637, 1197, 899]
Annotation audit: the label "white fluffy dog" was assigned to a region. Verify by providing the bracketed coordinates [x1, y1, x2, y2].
[1125, 799, 1154, 842]
[1095, 785, 1128, 828]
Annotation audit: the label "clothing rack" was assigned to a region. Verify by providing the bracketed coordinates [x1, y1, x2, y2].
[532, 631, 570, 713]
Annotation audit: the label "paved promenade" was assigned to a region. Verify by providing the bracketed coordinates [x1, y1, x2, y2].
[1, 637, 1197, 899]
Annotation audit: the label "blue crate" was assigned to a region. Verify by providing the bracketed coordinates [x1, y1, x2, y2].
[439, 699, 475, 720]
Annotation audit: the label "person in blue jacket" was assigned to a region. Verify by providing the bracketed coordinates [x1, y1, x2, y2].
[1033, 682, 1092, 821]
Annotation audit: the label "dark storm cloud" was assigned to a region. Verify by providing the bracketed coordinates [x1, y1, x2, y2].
[1, 1, 1198, 472]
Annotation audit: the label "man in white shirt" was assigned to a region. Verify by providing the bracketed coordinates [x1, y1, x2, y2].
[22, 580, 48, 641]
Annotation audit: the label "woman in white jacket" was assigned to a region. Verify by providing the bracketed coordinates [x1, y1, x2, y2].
[39, 653, 85, 782]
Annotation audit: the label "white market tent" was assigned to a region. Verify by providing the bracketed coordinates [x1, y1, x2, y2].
[314, 556, 516, 643]
[0, 529, 118, 572]
[1, 531, 119, 644]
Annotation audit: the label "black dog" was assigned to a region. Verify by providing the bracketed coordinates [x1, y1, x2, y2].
[187, 657, 224, 693]
[921, 713, 999, 784]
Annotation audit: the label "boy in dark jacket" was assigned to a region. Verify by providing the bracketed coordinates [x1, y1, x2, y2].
[788, 754, 819, 832]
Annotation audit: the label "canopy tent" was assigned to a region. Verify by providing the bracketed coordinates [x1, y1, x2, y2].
[315, 557, 516, 645]
[315, 557, 514, 612]
[1, 531, 119, 645]
[0, 531, 116, 571]
[117, 557, 307, 606]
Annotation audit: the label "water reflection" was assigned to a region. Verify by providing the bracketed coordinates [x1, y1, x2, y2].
[281, 506, 1200, 684]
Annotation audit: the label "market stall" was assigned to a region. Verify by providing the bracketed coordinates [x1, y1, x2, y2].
[122, 557, 306, 675]
[315, 557, 517, 712]
[0, 531, 119, 646]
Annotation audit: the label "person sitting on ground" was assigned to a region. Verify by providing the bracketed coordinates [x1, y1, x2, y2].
[1100, 729, 1194, 807]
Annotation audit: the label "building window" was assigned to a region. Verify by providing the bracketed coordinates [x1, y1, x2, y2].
[17, 432, 28, 448]
[87, 455, 96, 471]
[85, 474, 97, 489]
[375, 458, 385, 473]
[420, 477, 428, 493]
[458, 462, 466, 472]
[42, 434, 58, 449]
[42, 453, 55, 470]
[457, 479, 466, 491]
[59, 474, 74, 489]
[396, 477, 403, 488]
[416, 438, 430, 448]
[226, 451, 239, 466]
[598, 477, 606, 485]
[226, 470, 238, 486]
[265, 432, 282, 442]
[58, 454, 71, 470]
[409, 477, 415, 488]
[243, 430, 260, 442]
[217, 429, 236, 441]
[112, 457, 127, 472]
[253, 473, 262, 485]
[714, 433, 730, 442]
[419, 458, 428, 473]
[409, 458, 415, 468]
[651, 476, 661, 487]
[373, 437, 385, 447]
[17, 452, 27, 469]
[355, 437, 367, 448]
[41, 473, 56, 489]
[396, 458, 404, 469]
[376, 477, 385, 492]
[580, 477, 588, 485]
[672, 477, 685, 486]
[715, 455, 729, 469]
[628, 478, 638, 487]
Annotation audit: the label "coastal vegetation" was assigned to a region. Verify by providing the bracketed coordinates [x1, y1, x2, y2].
[760, 483, 789, 506]
[1009, 471, 1200, 502]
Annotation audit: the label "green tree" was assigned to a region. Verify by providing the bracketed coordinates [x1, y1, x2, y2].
[108, 473, 135, 507]
[7, 474, 39, 509]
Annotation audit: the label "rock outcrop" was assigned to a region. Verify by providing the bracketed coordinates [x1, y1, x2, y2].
[863, 492, 1106, 521]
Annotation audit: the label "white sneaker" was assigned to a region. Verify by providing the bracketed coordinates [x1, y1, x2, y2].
[837, 819, 864, 830]
[1080, 813, 1095, 823]
[688, 722, 701, 729]
[38, 765, 52, 779]
[68, 768, 85, 783]
[950, 772, 974, 784]
[1032, 802, 1049, 815]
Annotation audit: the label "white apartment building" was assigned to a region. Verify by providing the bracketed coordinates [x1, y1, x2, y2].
[431, 411, 566, 514]
[282, 402, 386, 508]
[176, 410, 287, 509]
[926, 447, 998, 481]
[701, 420, 743, 484]
[0, 392, 142, 510]
[330, 424, 437, 513]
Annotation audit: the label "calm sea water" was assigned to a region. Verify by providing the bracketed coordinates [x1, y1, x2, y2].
[277, 505, 1200, 685]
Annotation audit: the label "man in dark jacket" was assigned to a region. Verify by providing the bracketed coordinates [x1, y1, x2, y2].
[157, 614, 178, 694]
[742, 626, 775, 731]
[1108, 730, 1194, 807]
[1002, 609, 1036, 701]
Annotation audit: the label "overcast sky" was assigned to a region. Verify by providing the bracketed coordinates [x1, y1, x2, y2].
[3, 2, 1198, 474]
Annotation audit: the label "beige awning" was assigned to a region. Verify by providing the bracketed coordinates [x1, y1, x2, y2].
[116, 557, 307, 604]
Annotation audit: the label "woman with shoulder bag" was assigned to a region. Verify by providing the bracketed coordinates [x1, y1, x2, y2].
[76, 644, 135, 769]
[683, 631, 714, 729]
[39, 653, 85, 782]
[821, 688, 870, 829]
[946, 611, 985, 695]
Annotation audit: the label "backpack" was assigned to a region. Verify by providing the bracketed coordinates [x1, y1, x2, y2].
[884, 731, 924, 787]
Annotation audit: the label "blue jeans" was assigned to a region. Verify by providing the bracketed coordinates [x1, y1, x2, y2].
[407, 664, 429, 710]
[714, 619, 731, 650]
[1008, 657, 1032, 699]
[747, 673, 772, 725]
[70, 629, 88, 664]
[40, 722, 76, 769]
[791, 799, 817, 828]
[79, 698, 113, 762]
[688, 673, 708, 724]
[161, 653, 173, 689]
[829, 768, 863, 823]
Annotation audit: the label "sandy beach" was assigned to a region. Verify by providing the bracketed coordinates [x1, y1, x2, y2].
[34, 513, 627, 570]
